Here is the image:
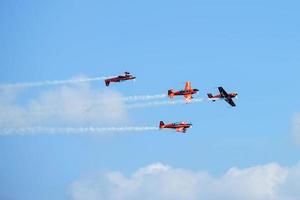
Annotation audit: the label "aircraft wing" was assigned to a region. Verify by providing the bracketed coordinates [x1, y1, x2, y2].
[225, 98, 236, 107]
[176, 127, 185, 132]
[185, 82, 192, 90]
[184, 94, 192, 102]
[218, 87, 229, 98]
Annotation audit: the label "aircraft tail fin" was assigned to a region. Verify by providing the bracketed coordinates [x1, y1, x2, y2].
[168, 90, 174, 98]
[105, 80, 110, 86]
[207, 93, 217, 102]
[159, 121, 165, 128]
[207, 93, 213, 98]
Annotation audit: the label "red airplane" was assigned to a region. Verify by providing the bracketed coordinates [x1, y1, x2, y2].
[104, 72, 136, 86]
[207, 87, 238, 107]
[168, 82, 199, 102]
[159, 121, 192, 133]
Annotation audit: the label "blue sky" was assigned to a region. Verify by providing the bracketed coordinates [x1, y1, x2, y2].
[0, 0, 300, 199]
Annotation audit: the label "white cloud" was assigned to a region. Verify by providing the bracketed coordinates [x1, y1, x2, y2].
[68, 162, 300, 200]
[0, 79, 128, 129]
[292, 114, 300, 146]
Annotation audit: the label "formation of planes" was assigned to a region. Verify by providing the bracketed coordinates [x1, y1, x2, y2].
[104, 72, 238, 134]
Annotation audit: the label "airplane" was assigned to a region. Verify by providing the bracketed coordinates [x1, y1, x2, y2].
[168, 82, 199, 102]
[104, 72, 136, 86]
[159, 121, 192, 133]
[207, 87, 238, 107]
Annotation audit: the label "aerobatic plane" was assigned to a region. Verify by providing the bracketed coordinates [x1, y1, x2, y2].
[168, 82, 199, 102]
[207, 87, 238, 107]
[104, 72, 136, 86]
[159, 121, 192, 133]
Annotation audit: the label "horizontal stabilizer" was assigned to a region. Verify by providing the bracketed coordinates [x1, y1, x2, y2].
[105, 80, 110, 86]
[168, 90, 174, 98]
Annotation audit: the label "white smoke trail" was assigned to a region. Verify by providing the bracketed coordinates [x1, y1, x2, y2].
[0, 76, 112, 89]
[84, 94, 168, 112]
[0, 126, 159, 136]
[123, 94, 167, 102]
[125, 98, 205, 109]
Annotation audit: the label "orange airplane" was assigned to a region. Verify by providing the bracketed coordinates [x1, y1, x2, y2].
[207, 87, 238, 107]
[159, 121, 192, 133]
[168, 82, 199, 102]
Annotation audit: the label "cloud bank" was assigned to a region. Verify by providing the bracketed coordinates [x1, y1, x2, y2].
[69, 162, 300, 200]
[292, 114, 300, 146]
[0, 81, 128, 129]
